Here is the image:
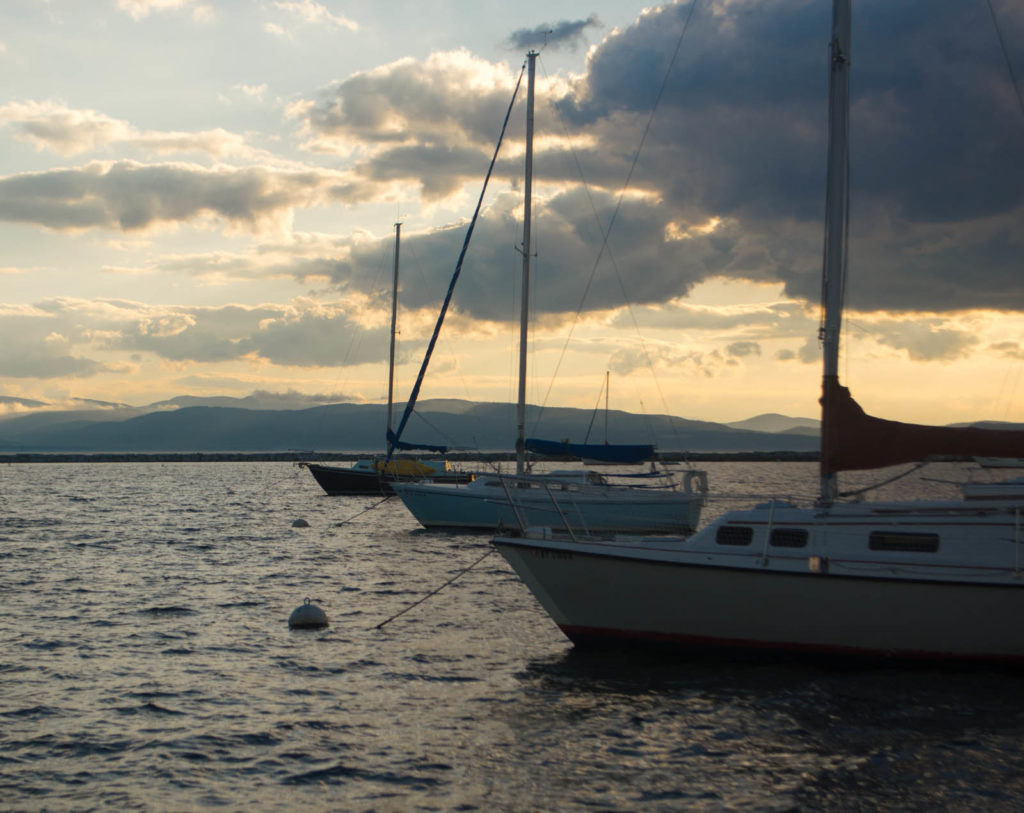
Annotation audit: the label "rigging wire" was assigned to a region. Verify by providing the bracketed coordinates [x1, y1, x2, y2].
[529, 0, 701, 439]
[986, 0, 1024, 123]
[582, 373, 606, 444]
[405, 409, 461, 450]
[837, 460, 930, 499]
[387, 62, 527, 460]
[401, 234, 487, 450]
[985, 0, 1024, 420]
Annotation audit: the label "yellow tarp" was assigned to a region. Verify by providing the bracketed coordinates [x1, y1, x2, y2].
[373, 459, 448, 476]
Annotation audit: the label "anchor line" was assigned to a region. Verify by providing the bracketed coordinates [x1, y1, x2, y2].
[374, 548, 495, 630]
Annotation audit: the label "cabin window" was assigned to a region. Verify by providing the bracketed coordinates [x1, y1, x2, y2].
[716, 525, 753, 546]
[868, 531, 939, 553]
[769, 528, 808, 548]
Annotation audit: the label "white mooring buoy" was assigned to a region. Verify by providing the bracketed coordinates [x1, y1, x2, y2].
[288, 597, 328, 629]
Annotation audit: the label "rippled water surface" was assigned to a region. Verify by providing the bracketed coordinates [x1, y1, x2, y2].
[3, 461, 1024, 811]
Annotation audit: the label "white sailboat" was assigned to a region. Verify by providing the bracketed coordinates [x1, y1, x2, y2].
[492, 0, 1024, 662]
[391, 52, 708, 533]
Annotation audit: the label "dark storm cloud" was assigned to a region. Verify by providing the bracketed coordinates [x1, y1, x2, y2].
[324, 188, 721, 321]
[506, 15, 602, 52]
[297, 0, 1024, 319]
[563, 0, 1024, 313]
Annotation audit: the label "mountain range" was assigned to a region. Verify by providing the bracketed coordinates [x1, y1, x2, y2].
[0, 396, 823, 454]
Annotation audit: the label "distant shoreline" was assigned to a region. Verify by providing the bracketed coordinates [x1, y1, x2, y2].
[0, 450, 821, 464]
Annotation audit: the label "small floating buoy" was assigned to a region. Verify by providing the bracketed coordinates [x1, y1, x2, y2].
[289, 598, 328, 629]
[292, 518, 310, 528]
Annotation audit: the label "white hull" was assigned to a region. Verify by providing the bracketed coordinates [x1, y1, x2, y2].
[493, 500, 1024, 661]
[392, 474, 704, 533]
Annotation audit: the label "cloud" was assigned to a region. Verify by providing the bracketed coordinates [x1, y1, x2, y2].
[299, 51, 521, 153]
[864, 317, 979, 361]
[0, 304, 110, 379]
[6, 0, 1020, 338]
[164, 378, 358, 404]
[292, 0, 1024, 318]
[116, 0, 212, 22]
[612, 298, 813, 335]
[506, 15, 603, 52]
[0, 101, 260, 159]
[727, 341, 761, 358]
[14, 297, 408, 370]
[607, 342, 734, 379]
[234, 83, 269, 101]
[992, 341, 1024, 361]
[271, 1, 358, 31]
[562, 0, 1024, 313]
[233, 389, 354, 408]
[0, 160, 338, 232]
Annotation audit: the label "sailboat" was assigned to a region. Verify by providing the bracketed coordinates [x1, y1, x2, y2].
[303, 223, 473, 495]
[389, 52, 708, 533]
[491, 0, 1024, 661]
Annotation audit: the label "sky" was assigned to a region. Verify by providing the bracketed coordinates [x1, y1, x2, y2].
[0, 0, 1022, 428]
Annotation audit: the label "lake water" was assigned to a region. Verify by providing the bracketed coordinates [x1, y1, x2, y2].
[3, 460, 1024, 811]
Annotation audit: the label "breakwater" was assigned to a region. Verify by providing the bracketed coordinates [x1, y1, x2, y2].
[0, 450, 821, 464]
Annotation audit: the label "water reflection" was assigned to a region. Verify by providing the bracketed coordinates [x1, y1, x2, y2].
[516, 647, 1024, 809]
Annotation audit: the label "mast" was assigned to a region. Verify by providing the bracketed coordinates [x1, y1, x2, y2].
[819, 0, 851, 503]
[515, 51, 537, 476]
[386, 222, 401, 449]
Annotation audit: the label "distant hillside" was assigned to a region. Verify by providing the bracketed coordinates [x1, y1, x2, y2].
[725, 413, 819, 434]
[0, 399, 821, 454]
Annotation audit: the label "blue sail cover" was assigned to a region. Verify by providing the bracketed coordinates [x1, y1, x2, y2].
[387, 429, 447, 455]
[524, 438, 656, 464]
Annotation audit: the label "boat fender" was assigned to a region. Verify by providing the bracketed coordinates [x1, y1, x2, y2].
[289, 598, 329, 629]
[684, 470, 709, 495]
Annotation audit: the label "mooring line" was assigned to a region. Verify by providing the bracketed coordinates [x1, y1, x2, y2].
[335, 495, 394, 527]
[374, 548, 496, 630]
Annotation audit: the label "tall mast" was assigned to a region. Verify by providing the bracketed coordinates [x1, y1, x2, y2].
[386, 222, 401, 447]
[819, 0, 851, 504]
[515, 51, 537, 476]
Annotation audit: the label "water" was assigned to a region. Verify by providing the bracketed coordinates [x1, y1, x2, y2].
[2, 460, 1024, 811]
